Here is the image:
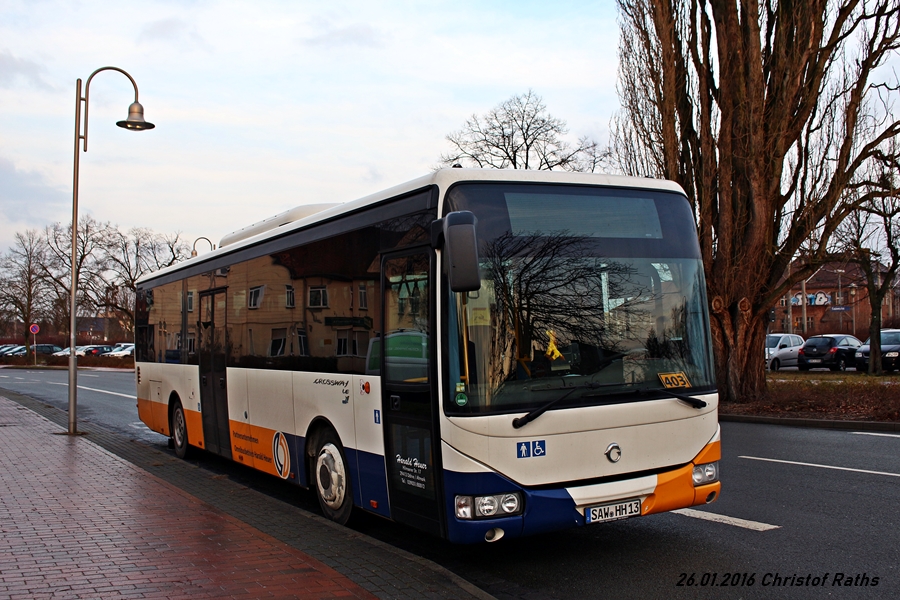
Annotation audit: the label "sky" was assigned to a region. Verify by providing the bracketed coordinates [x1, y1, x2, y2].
[0, 0, 622, 256]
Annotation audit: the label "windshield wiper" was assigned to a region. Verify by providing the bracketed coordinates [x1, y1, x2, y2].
[512, 382, 603, 429]
[580, 386, 709, 408]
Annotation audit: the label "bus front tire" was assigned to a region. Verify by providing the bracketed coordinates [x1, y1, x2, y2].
[171, 400, 191, 460]
[313, 430, 353, 525]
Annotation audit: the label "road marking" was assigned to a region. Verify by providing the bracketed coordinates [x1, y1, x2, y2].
[740, 456, 900, 478]
[47, 381, 136, 399]
[672, 508, 780, 531]
[849, 432, 900, 439]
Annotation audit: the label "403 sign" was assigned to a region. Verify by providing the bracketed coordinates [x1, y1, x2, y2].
[658, 371, 691, 389]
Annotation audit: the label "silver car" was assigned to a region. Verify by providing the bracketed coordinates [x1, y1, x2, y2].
[766, 333, 805, 371]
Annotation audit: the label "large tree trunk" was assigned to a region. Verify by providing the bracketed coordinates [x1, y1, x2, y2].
[613, 0, 900, 403]
[710, 297, 768, 401]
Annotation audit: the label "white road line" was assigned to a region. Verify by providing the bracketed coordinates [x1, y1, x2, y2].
[740, 456, 900, 478]
[672, 508, 780, 531]
[849, 432, 900, 439]
[47, 381, 136, 399]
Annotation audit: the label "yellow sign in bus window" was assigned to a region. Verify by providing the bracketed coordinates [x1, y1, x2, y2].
[658, 372, 691, 389]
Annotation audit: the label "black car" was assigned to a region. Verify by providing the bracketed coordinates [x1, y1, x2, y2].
[855, 329, 900, 372]
[797, 334, 862, 371]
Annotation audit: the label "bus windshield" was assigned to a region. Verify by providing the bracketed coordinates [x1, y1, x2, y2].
[444, 182, 715, 415]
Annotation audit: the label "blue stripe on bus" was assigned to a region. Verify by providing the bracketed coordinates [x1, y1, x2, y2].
[346, 448, 392, 519]
[278, 433, 390, 519]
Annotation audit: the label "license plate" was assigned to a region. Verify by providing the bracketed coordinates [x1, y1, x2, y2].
[585, 498, 642, 524]
[809, 359, 821, 363]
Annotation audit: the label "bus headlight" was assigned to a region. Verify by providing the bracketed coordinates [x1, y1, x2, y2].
[455, 493, 523, 519]
[886, 352, 899, 358]
[692, 462, 719, 486]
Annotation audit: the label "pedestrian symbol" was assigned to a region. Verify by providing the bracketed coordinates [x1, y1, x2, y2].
[518, 442, 531, 458]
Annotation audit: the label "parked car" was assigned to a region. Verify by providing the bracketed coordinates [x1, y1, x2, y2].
[104, 345, 134, 357]
[766, 333, 805, 371]
[855, 329, 900, 372]
[52, 346, 88, 357]
[0, 345, 25, 356]
[78, 345, 114, 356]
[4, 344, 63, 356]
[0, 344, 18, 355]
[797, 334, 862, 371]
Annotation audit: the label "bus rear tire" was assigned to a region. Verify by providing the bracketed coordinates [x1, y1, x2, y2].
[171, 400, 191, 460]
[313, 429, 353, 525]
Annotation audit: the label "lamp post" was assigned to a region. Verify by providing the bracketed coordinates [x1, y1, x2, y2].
[68, 67, 154, 435]
[850, 283, 857, 335]
[835, 269, 844, 332]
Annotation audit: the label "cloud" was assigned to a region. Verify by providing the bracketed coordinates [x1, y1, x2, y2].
[300, 21, 382, 49]
[138, 18, 208, 49]
[0, 157, 68, 231]
[0, 50, 52, 90]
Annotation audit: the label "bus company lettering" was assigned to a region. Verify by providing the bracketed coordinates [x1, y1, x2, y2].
[396, 454, 428, 490]
[232, 431, 259, 444]
[314, 378, 349, 387]
[233, 445, 273, 464]
[396, 455, 428, 470]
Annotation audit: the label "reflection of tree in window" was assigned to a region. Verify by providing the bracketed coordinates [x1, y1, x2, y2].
[481, 231, 649, 385]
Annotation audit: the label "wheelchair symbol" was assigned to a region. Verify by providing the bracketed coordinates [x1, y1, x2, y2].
[532, 440, 546, 457]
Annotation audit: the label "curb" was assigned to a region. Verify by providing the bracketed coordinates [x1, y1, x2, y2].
[719, 413, 900, 431]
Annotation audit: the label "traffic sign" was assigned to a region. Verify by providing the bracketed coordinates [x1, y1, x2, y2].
[29, 324, 39, 335]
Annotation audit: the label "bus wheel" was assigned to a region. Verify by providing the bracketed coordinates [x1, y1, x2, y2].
[171, 400, 191, 460]
[313, 430, 353, 525]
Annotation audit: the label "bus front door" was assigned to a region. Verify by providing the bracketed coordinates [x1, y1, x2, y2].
[198, 289, 232, 459]
[380, 249, 443, 536]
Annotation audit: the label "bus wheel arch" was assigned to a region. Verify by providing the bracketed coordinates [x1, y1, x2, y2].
[306, 420, 353, 525]
[168, 394, 191, 460]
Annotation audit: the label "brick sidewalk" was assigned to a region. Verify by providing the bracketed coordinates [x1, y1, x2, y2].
[0, 396, 375, 599]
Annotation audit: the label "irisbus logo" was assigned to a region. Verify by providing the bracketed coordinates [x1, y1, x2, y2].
[272, 432, 291, 479]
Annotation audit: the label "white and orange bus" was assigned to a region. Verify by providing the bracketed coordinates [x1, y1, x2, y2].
[135, 168, 720, 543]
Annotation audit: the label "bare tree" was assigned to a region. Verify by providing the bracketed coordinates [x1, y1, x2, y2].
[39, 216, 117, 336]
[101, 228, 190, 333]
[0, 230, 50, 353]
[837, 174, 900, 374]
[439, 90, 605, 171]
[611, 0, 900, 401]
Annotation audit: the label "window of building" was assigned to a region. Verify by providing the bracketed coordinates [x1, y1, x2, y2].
[285, 285, 295, 308]
[359, 284, 368, 310]
[294, 330, 309, 356]
[270, 328, 287, 356]
[249, 286, 264, 309]
[309, 286, 328, 308]
[336, 329, 349, 356]
[187, 291, 194, 312]
[352, 331, 368, 356]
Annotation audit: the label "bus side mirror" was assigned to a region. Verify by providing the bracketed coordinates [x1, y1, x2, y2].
[439, 211, 481, 292]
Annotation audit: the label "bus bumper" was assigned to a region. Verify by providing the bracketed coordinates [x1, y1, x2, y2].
[443, 434, 721, 544]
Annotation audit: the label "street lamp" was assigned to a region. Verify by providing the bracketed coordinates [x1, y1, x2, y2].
[850, 283, 857, 334]
[68, 67, 155, 435]
[191, 237, 216, 257]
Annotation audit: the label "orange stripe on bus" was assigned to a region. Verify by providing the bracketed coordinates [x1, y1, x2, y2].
[642, 439, 722, 515]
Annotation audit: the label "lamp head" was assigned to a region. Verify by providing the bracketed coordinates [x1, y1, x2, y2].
[117, 101, 155, 130]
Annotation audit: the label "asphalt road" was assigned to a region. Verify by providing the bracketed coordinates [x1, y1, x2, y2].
[1, 368, 897, 599]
